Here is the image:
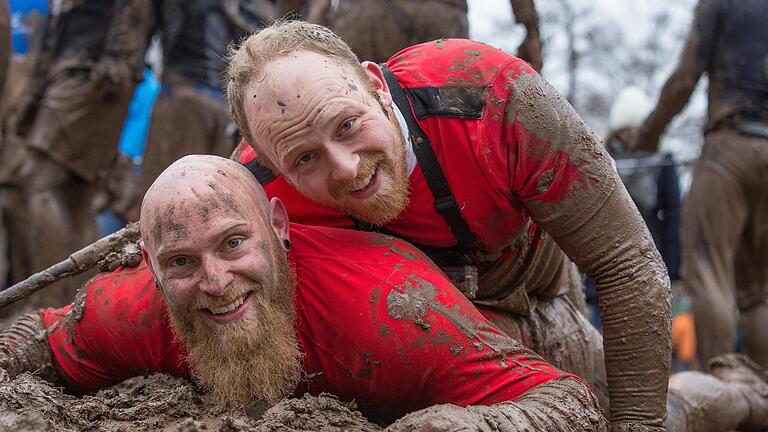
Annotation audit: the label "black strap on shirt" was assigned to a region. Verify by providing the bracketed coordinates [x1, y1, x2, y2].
[380, 64, 480, 250]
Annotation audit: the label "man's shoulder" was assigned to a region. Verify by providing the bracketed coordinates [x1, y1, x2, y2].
[288, 224, 429, 266]
[288, 223, 443, 296]
[386, 39, 520, 88]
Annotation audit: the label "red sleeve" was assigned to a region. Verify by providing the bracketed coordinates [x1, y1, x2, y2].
[289, 225, 576, 422]
[471, 58, 612, 210]
[38, 263, 188, 393]
[479, 57, 617, 225]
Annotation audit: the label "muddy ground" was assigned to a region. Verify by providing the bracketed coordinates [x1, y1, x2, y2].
[0, 373, 382, 432]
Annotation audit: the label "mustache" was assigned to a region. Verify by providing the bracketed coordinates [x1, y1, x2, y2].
[328, 152, 387, 198]
[191, 279, 261, 311]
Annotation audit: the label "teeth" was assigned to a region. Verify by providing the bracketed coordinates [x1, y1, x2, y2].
[352, 167, 376, 192]
[208, 293, 247, 315]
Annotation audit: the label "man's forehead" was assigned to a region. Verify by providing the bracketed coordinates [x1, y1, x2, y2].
[250, 51, 362, 101]
[147, 191, 246, 245]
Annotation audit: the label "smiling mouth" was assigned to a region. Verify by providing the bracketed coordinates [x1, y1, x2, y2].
[351, 164, 378, 193]
[206, 291, 252, 315]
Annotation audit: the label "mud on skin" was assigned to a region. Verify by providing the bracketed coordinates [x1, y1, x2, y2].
[0, 373, 382, 431]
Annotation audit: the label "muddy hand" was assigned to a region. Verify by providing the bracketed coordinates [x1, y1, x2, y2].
[628, 125, 661, 153]
[101, 242, 143, 272]
[385, 404, 486, 432]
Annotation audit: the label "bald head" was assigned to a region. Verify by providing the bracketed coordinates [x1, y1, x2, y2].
[140, 155, 272, 255]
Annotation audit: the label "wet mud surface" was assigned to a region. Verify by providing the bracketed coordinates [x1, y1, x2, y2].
[0, 373, 381, 432]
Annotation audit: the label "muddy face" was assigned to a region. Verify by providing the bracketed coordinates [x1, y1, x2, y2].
[141, 156, 302, 409]
[244, 51, 409, 225]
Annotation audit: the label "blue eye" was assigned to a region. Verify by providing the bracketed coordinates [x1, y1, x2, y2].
[339, 118, 355, 135]
[296, 152, 316, 167]
[227, 238, 243, 249]
[170, 256, 188, 268]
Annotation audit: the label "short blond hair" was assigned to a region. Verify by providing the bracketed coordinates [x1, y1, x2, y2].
[226, 20, 365, 146]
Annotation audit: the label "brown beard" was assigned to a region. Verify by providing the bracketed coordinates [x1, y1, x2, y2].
[326, 138, 410, 226]
[164, 242, 303, 409]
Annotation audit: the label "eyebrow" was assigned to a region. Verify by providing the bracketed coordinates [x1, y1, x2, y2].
[154, 221, 251, 261]
[277, 104, 360, 163]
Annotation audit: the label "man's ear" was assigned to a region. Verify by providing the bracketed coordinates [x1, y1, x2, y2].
[140, 241, 156, 275]
[361, 61, 393, 106]
[269, 197, 290, 243]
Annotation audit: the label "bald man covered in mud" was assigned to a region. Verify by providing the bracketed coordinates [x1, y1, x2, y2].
[228, 21, 665, 430]
[1, 155, 768, 432]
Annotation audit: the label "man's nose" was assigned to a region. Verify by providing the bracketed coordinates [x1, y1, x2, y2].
[198, 256, 233, 296]
[327, 144, 360, 181]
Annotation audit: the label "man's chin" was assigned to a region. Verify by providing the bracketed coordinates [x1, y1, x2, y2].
[344, 189, 409, 226]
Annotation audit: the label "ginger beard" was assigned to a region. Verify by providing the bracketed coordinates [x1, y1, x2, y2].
[327, 146, 409, 226]
[163, 240, 302, 409]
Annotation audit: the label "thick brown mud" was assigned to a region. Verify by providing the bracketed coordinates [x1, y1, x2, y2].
[0, 373, 381, 432]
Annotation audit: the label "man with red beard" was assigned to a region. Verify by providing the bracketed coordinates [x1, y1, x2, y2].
[0, 155, 609, 430]
[226, 21, 670, 430]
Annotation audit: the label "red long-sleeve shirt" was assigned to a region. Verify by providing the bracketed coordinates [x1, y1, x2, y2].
[40, 224, 571, 421]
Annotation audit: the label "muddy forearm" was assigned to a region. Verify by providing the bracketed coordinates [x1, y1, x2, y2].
[666, 371, 763, 432]
[0, 313, 56, 381]
[386, 378, 607, 431]
[510, 0, 542, 71]
[493, 378, 607, 431]
[637, 12, 704, 151]
[510, 0, 539, 32]
[561, 182, 671, 429]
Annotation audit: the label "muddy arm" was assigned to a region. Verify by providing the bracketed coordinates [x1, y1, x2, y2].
[510, 0, 542, 72]
[386, 378, 606, 431]
[635, 0, 715, 152]
[666, 371, 768, 432]
[0, 313, 56, 383]
[505, 68, 672, 429]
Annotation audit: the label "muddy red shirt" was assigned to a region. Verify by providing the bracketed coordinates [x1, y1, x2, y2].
[39, 224, 571, 422]
[236, 39, 618, 303]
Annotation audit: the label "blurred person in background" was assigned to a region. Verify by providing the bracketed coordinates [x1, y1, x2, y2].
[0, 0, 153, 311]
[93, 64, 161, 236]
[2, 0, 46, 113]
[277, 0, 542, 70]
[133, 0, 276, 221]
[633, 0, 768, 370]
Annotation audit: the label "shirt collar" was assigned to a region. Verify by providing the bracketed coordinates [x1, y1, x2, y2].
[392, 102, 417, 176]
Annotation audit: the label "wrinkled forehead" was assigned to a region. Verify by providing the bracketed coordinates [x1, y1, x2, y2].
[147, 190, 246, 247]
[248, 51, 368, 110]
